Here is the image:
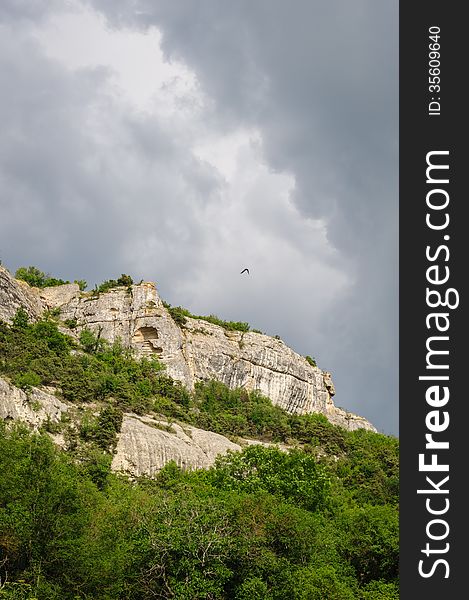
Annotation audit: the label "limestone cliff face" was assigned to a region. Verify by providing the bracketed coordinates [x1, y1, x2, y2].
[0, 266, 376, 431]
[112, 415, 241, 478]
[0, 266, 43, 323]
[0, 377, 68, 429]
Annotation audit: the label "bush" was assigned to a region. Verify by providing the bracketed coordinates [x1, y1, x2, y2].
[11, 307, 29, 329]
[163, 301, 252, 332]
[74, 279, 87, 291]
[96, 274, 134, 294]
[79, 405, 123, 452]
[15, 266, 69, 288]
[64, 318, 78, 329]
[13, 371, 41, 391]
[289, 413, 348, 454]
[336, 505, 399, 584]
[235, 577, 271, 599]
[190, 381, 290, 441]
[79, 328, 104, 354]
[334, 430, 399, 506]
[164, 304, 190, 326]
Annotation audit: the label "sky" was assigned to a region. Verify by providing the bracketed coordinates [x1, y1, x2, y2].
[0, 1, 398, 435]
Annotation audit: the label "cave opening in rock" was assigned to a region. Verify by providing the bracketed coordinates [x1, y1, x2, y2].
[132, 326, 162, 355]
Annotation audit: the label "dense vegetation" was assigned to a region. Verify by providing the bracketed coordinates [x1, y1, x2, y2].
[0, 313, 399, 598]
[0, 424, 398, 599]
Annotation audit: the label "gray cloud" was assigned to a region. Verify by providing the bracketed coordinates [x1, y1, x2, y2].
[87, 0, 399, 433]
[0, 21, 222, 284]
[0, 0, 64, 24]
[1, 1, 398, 434]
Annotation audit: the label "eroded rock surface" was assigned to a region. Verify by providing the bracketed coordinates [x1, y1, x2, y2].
[0, 266, 44, 323]
[0, 377, 241, 476]
[0, 377, 68, 429]
[112, 415, 241, 477]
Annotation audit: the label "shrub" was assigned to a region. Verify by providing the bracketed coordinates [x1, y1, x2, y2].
[96, 274, 134, 294]
[12, 307, 29, 329]
[336, 505, 399, 584]
[334, 429, 399, 506]
[74, 279, 87, 291]
[163, 301, 252, 332]
[79, 405, 123, 453]
[190, 381, 290, 441]
[289, 413, 348, 454]
[79, 328, 103, 354]
[13, 371, 42, 391]
[165, 305, 190, 326]
[209, 445, 331, 512]
[15, 266, 69, 288]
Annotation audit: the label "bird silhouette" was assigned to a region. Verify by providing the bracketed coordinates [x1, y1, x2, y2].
[240, 268, 250, 275]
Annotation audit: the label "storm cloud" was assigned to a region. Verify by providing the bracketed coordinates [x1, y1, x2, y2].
[0, 1, 398, 433]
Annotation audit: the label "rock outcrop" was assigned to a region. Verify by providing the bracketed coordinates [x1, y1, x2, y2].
[0, 265, 376, 431]
[0, 266, 43, 323]
[0, 377, 68, 429]
[112, 415, 241, 477]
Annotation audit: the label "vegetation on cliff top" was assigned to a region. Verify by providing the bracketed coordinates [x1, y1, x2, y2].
[15, 265, 70, 289]
[162, 301, 252, 333]
[10, 263, 320, 351]
[14, 265, 87, 291]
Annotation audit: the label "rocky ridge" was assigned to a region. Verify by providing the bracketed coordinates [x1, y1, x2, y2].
[0, 265, 377, 477]
[0, 265, 375, 431]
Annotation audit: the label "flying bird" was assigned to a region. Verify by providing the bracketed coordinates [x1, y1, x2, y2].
[240, 268, 250, 275]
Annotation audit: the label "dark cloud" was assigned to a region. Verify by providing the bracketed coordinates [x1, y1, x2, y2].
[87, 0, 399, 433]
[1, 1, 398, 434]
[0, 22, 222, 285]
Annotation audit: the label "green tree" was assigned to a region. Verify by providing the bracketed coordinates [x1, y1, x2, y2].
[0, 425, 98, 595]
[116, 274, 133, 287]
[15, 266, 46, 287]
[209, 445, 330, 512]
[336, 505, 399, 584]
[15, 266, 69, 288]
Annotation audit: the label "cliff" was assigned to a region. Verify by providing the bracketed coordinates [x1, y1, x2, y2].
[0, 265, 375, 431]
[0, 265, 378, 478]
